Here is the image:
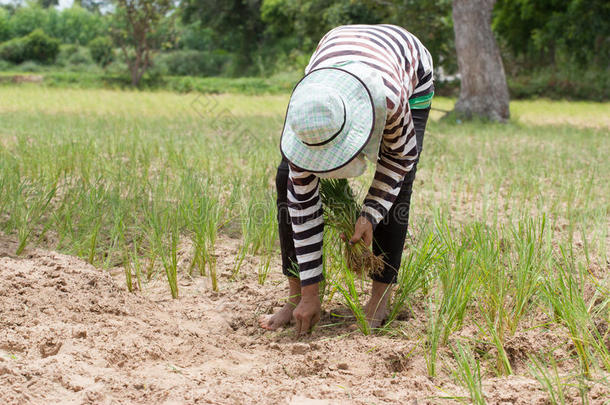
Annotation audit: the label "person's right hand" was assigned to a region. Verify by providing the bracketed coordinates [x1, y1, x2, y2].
[292, 283, 321, 337]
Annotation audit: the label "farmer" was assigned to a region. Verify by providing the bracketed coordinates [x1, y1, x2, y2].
[259, 24, 434, 335]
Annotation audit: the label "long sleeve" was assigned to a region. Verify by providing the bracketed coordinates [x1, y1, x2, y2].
[286, 165, 325, 286]
[361, 98, 417, 227]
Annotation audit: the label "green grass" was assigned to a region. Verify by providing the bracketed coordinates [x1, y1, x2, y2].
[0, 71, 299, 95]
[0, 86, 608, 399]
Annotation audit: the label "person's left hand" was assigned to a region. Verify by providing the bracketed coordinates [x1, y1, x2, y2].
[349, 216, 373, 247]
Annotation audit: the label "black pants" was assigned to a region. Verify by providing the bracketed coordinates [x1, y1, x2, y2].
[276, 107, 430, 284]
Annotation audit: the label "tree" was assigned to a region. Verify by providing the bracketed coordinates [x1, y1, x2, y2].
[493, 0, 610, 68]
[452, 0, 509, 121]
[8, 4, 49, 38]
[181, 0, 265, 75]
[0, 8, 9, 42]
[111, 0, 173, 86]
[50, 5, 104, 45]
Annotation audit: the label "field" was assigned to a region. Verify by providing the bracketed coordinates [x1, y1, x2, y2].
[0, 86, 609, 404]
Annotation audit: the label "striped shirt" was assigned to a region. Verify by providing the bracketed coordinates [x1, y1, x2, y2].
[287, 24, 434, 286]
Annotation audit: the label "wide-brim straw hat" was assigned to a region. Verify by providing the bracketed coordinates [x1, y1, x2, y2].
[280, 67, 378, 173]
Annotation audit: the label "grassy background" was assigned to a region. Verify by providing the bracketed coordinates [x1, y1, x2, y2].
[0, 86, 608, 400]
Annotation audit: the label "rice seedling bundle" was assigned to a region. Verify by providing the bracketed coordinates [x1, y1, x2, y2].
[319, 178, 383, 276]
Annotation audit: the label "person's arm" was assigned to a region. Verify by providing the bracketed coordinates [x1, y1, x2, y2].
[286, 164, 324, 286]
[287, 164, 324, 336]
[360, 101, 417, 227]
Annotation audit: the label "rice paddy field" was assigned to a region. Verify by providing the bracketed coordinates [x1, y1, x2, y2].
[0, 85, 609, 404]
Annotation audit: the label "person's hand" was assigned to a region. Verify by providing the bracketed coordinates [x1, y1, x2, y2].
[293, 284, 321, 337]
[349, 216, 373, 247]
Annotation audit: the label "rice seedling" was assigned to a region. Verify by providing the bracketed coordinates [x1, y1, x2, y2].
[425, 295, 443, 377]
[434, 216, 477, 344]
[319, 178, 383, 276]
[13, 179, 57, 255]
[145, 201, 180, 298]
[385, 229, 441, 327]
[468, 222, 513, 375]
[161, 224, 180, 299]
[181, 176, 221, 290]
[507, 216, 549, 334]
[528, 353, 567, 405]
[330, 260, 370, 335]
[258, 253, 273, 285]
[451, 341, 486, 405]
[541, 246, 610, 377]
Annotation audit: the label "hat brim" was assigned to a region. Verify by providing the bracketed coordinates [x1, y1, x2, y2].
[280, 67, 375, 173]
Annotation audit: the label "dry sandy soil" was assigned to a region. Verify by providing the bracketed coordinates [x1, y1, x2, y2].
[1, 234, 608, 405]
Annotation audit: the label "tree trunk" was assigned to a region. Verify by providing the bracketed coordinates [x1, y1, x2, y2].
[452, 0, 510, 122]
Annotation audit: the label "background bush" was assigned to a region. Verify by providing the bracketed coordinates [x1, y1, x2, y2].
[508, 68, 610, 101]
[88, 36, 114, 67]
[0, 29, 60, 64]
[155, 50, 234, 77]
[0, 36, 26, 64]
[60, 45, 94, 66]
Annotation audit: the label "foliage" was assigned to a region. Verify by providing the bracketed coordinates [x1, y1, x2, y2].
[64, 45, 94, 66]
[46, 6, 105, 45]
[8, 4, 49, 38]
[0, 29, 60, 64]
[110, 0, 174, 86]
[88, 36, 114, 67]
[0, 8, 9, 42]
[508, 67, 610, 101]
[259, 0, 384, 71]
[176, 21, 215, 51]
[493, 0, 610, 68]
[0, 1, 606, 98]
[155, 49, 232, 77]
[5, 5, 106, 45]
[181, 0, 264, 73]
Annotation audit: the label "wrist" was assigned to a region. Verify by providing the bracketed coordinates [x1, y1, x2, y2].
[359, 210, 378, 229]
[301, 283, 319, 299]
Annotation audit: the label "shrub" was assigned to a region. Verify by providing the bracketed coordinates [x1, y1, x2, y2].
[56, 44, 78, 65]
[24, 29, 60, 64]
[57, 44, 93, 66]
[16, 60, 43, 72]
[88, 36, 114, 67]
[0, 37, 26, 64]
[1, 29, 60, 64]
[0, 59, 13, 71]
[508, 68, 609, 101]
[155, 50, 233, 77]
[68, 47, 93, 66]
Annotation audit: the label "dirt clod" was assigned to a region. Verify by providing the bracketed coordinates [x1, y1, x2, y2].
[291, 343, 310, 355]
[39, 340, 62, 358]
